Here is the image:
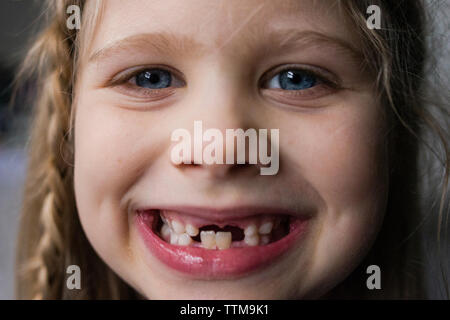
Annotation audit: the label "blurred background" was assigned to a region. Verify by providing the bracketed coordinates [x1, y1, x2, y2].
[0, 0, 43, 299]
[0, 0, 448, 299]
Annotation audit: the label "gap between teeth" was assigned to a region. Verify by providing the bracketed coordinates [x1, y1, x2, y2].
[160, 217, 276, 249]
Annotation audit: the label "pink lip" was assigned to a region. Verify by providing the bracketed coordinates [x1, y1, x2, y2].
[135, 209, 309, 278]
[135, 205, 305, 222]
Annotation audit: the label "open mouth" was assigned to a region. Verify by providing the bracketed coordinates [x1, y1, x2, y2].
[156, 210, 290, 249]
[135, 207, 309, 278]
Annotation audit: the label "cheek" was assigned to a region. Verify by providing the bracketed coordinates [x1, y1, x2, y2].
[302, 108, 388, 206]
[280, 100, 389, 295]
[283, 103, 389, 211]
[72, 92, 166, 274]
[73, 103, 131, 218]
[73, 92, 166, 206]
[73, 99, 128, 266]
[316, 108, 389, 282]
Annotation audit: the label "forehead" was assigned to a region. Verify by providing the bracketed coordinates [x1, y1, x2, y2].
[87, 0, 359, 57]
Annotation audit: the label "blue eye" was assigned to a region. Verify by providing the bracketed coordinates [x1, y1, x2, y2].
[267, 69, 317, 90]
[135, 69, 172, 89]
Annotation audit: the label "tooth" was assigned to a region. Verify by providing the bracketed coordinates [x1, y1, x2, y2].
[259, 221, 273, 235]
[200, 230, 216, 249]
[171, 220, 185, 234]
[244, 233, 259, 246]
[260, 235, 270, 245]
[177, 233, 193, 246]
[186, 224, 199, 237]
[161, 224, 171, 241]
[170, 232, 179, 245]
[244, 224, 257, 236]
[215, 232, 232, 250]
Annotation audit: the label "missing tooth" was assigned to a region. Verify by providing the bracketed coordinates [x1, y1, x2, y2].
[192, 225, 244, 242]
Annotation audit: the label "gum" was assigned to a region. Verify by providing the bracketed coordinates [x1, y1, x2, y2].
[160, 209, 284, 230]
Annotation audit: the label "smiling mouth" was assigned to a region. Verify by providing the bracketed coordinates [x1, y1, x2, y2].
[135, 206, 310, 278]
[155, 210, 291, 249]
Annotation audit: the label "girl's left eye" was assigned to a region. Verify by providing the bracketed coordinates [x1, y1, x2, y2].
[265, 69, 318, 90]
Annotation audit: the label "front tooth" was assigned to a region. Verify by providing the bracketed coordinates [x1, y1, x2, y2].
[170, 232, 179, 245]
[260, 235, 270, 245]
[161, 224, 171, 241]
[186, 224, 199, 237]
[172, 220, 185, 234]
[244, 233, 259, 246]
[215, 232, 232, 250]
[259, 221, 273, 235]
[200, 231, 216, 249]
[244, 224, 257, 236]
[178, 233, 193, 246]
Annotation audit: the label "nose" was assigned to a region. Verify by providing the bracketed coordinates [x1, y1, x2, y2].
[171, 120, 264, 180]
[169, 65, 263, 180]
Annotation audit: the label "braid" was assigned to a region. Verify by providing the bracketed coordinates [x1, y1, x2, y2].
[15, 0, 138, 299]
[15, 1, 76, 297]
[33, 121, 67, 299]
[30, 25, 74, 299]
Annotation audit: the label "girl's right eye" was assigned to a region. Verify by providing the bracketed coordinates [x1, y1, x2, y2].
[130, 68, 185, 89]
[109, 67, 185, 100]
[134, 69, 172, 89]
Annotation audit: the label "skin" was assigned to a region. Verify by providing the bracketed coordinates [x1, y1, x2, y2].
[73, 0, 390, 299]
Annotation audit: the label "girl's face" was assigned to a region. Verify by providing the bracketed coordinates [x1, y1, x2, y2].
[74, 0, 389, 299]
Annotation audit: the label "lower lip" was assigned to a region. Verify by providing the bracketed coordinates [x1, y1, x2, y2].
[135, 211, 308, 278]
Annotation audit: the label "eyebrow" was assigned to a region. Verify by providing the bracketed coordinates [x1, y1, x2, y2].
[249, 28, 363, 61]
[88, 32, 207, 63]
[88, 29, 363, 64]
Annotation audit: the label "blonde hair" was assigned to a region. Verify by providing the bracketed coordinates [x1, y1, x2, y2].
[15, 0, 136, 299]
[14, 0, 449, 299]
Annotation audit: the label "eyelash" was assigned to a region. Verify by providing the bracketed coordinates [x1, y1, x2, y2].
[108, 65, 185, 98]
[109, 64, 340, 100]
[261, 64, 339, 89]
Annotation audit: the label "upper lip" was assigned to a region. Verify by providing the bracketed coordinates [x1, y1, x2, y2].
[135, 205, 311, 222]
